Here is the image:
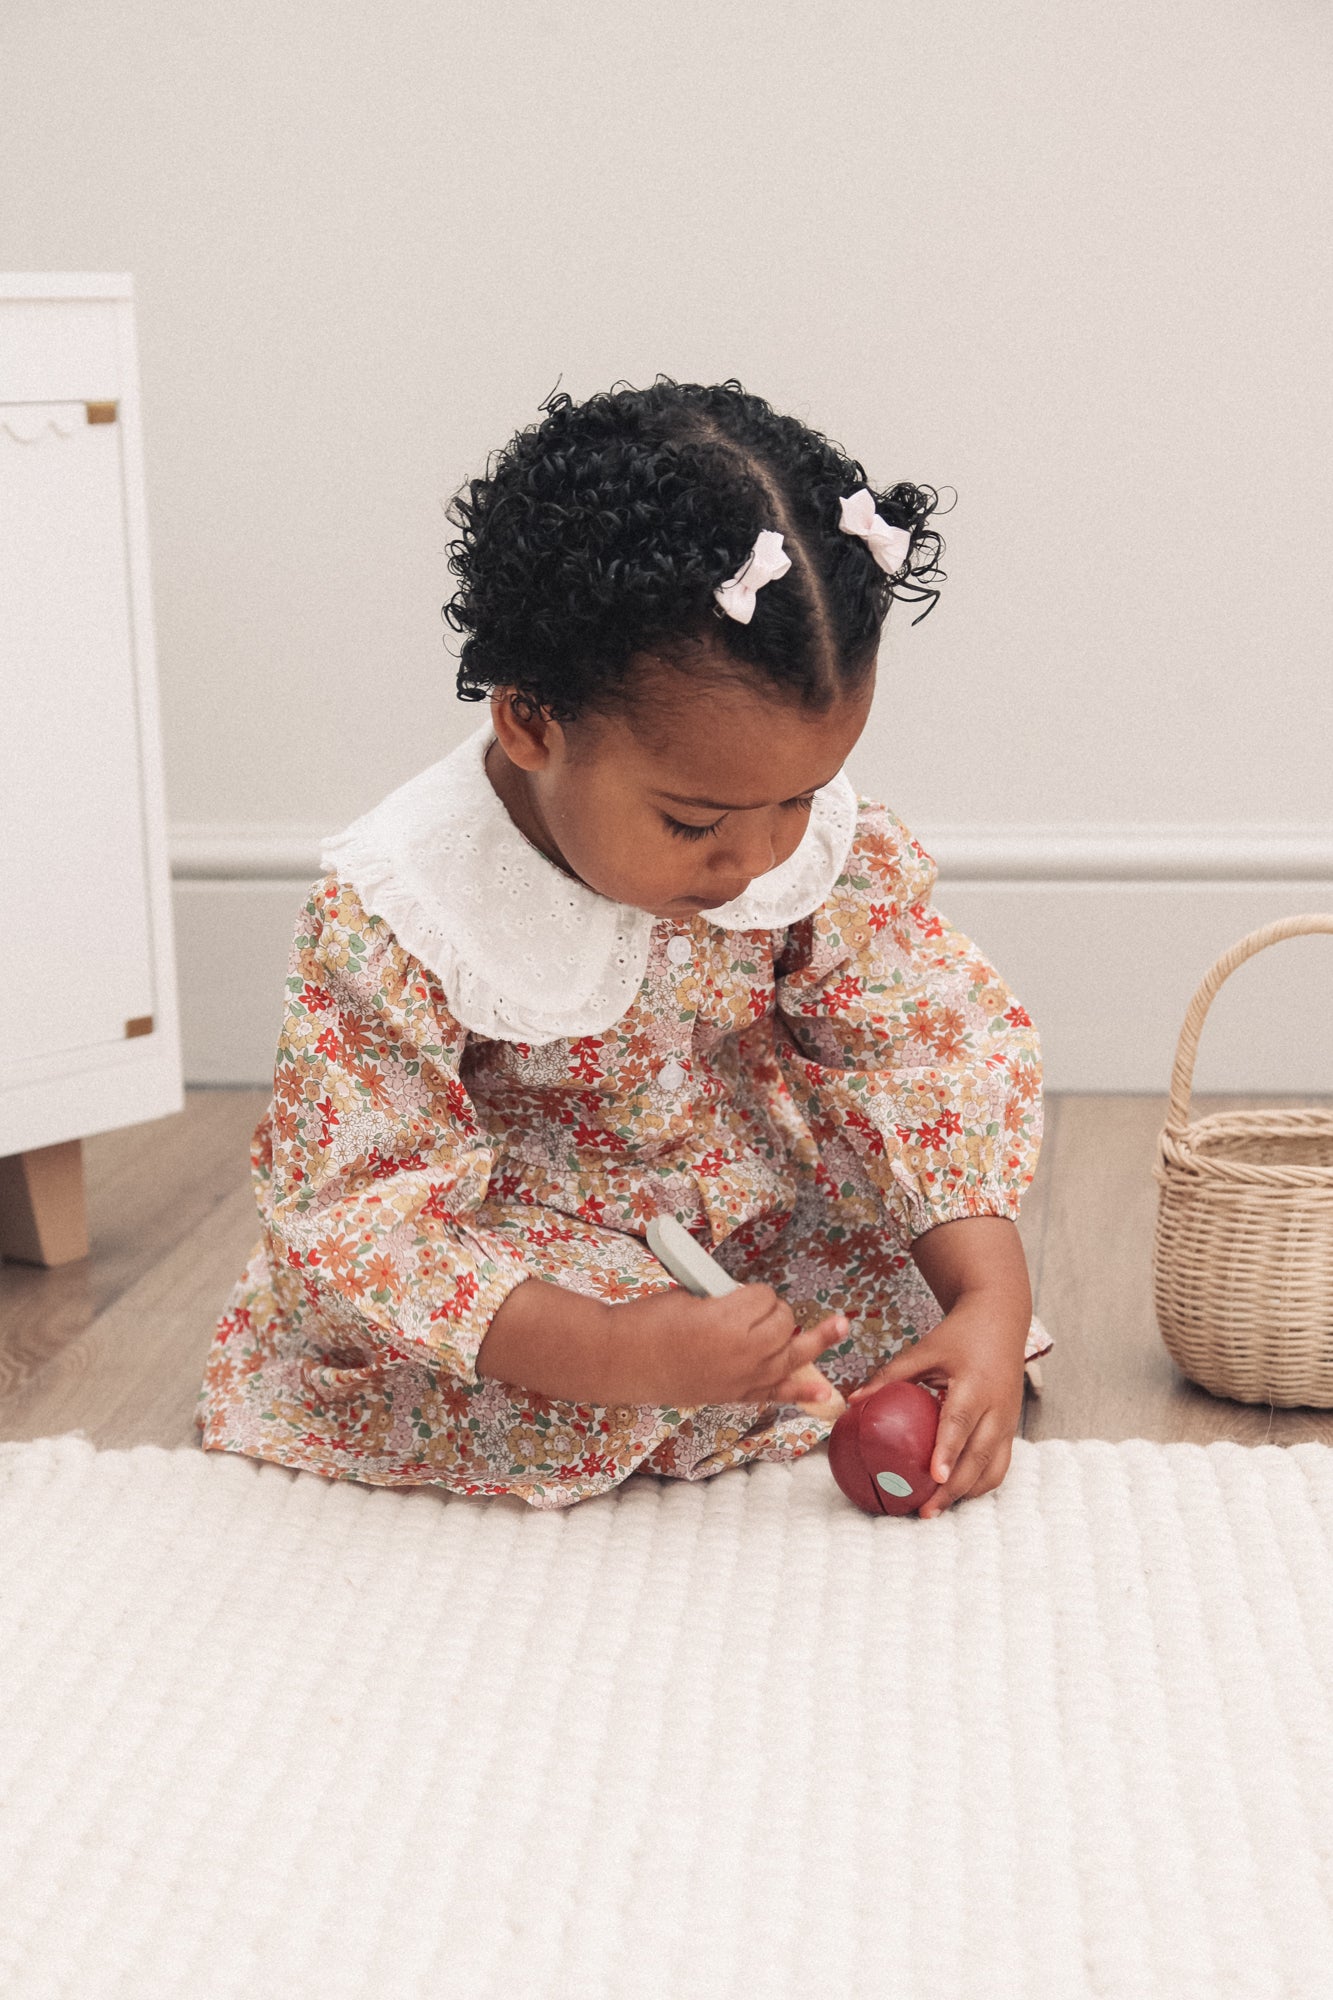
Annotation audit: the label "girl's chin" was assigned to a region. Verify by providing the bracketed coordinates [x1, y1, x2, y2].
[580, 868, 736, 916]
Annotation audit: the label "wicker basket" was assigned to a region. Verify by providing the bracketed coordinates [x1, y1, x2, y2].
[1153, 914, 1333, 1406]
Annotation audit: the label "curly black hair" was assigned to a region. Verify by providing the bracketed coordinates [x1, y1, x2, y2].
[443, 378, 949, 727]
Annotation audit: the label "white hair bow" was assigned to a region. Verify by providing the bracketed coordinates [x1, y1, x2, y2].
[713, 529, 791, 624]
[838, 488, 913, 575]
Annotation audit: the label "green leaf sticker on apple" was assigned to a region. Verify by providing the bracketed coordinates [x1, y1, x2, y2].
[875, 1470, 914, 1498]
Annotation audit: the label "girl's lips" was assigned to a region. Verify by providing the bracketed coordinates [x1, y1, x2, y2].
[680, 886, 748, 906]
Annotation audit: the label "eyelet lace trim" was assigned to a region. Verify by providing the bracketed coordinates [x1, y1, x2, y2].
[320, 719, 860, 1043]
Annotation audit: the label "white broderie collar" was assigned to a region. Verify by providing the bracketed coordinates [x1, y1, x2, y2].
[320, 718, 859, 1044]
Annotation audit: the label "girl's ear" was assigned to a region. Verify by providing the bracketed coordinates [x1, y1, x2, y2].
[489, 689, 562, 771]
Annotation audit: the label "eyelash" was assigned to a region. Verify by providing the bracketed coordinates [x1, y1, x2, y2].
[663, 795, 818, 841]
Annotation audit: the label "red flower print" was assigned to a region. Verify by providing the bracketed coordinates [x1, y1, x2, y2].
[573, 1122, 626, 1154]
[868, 902, 893, 933]
[569, 1038, 606, 1082]
[694, 1148, 728, 1177]
[842, 1105, 885, 1157]
[915, 1110, 962, 1152]
[215, 1305, 253, 1345]
[366, 1146, 426, 1180]
[824, 973, 864, 1013]
[298, 981, 334, 1014]
[419, 1183, 456, 1225]
[1004, 1004, 1033, 1028]
[526, 1221, 578, 1246]
[443, 1075, 478, 1133]
[429, 1271, 480, 1323]
[910, 904, 945, 940]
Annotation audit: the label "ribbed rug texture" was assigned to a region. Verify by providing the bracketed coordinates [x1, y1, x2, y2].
[4, 1434, 1333, 2000]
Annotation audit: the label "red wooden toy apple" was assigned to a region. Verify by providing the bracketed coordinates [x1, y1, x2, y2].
[828, 1381, 942, 1516]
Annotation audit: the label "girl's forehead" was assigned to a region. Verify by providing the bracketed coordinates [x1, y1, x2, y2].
[599, 675, 873, 807]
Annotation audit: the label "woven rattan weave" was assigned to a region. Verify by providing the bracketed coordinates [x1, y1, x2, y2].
[1153, 915, 1333, 1405]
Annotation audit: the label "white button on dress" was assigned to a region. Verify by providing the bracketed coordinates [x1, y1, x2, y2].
[666, 935, 693, 967]
[657, 1059, 686, 1092]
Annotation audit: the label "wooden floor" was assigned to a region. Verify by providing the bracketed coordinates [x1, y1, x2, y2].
[2, 1089, 1331, 1451]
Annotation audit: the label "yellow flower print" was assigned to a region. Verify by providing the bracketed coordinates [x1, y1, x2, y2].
[506, 1424, 547, 1468]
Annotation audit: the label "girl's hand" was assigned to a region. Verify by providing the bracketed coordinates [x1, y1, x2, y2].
[608, 1284, 847, 1411]
[479, 1276, 842, 1410]
[846, 1291, 1028, 1518]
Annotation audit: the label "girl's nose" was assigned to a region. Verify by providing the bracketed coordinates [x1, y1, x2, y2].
[720, 816, 780, 883]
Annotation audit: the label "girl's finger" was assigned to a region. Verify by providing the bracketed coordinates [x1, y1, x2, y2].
[931, 1385, 985, 1485]
[781, 1316, 847, 1369]
[743, 1328, 830, 1405]
[921, 1414, 1005, 1517]
[845, 1364, 890, 1406]
[773, 1364, 846, 1413]
[784, 1320, 836, 1368]
[772, 1328, 835, 1384]
[969, 1432, 1013, 1499]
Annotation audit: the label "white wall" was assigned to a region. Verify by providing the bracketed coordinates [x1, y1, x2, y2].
[4, 0, 1331, 1089]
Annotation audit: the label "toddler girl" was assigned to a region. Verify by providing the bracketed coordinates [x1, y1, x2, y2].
[196, 379, 1049, 1515]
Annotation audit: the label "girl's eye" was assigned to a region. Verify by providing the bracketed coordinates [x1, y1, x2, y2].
[660, 792, 816, 840]
[663, 816, 722, 841]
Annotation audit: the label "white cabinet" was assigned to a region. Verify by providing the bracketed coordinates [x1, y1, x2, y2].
[0, 275, 183, 1264]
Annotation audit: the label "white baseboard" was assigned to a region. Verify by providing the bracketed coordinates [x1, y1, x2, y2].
[171, 826, 1333, 1094]
[171, 821, 1333, 884]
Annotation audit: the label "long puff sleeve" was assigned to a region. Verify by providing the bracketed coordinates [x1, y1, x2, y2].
[773, 803, 1043, 1244]
[258, 876, 533, 1382]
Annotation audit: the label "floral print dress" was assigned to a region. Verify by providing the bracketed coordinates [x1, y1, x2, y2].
[196, 720, 1049, 1509]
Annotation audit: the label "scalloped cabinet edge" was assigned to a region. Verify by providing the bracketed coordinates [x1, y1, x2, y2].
[0, 275, 183, 1263]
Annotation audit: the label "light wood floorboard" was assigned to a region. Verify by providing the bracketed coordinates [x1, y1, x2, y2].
[2, 1088, 1330, 1452]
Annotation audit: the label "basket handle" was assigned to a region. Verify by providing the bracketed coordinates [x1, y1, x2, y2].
[1165, 914, 1333, 1137]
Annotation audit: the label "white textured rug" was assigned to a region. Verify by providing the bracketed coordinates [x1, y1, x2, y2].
[4, 1436, 1333, 2000]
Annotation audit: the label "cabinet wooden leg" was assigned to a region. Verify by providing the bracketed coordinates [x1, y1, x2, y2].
[0, 1140, 90, 1267]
